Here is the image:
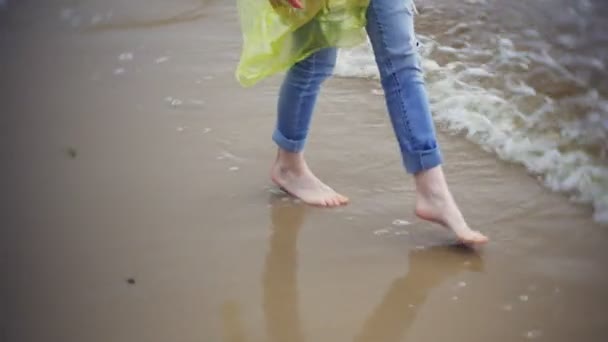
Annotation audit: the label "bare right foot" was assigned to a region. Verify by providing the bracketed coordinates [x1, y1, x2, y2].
[414, 166, 488, 246]
[271, 149, 349, 207]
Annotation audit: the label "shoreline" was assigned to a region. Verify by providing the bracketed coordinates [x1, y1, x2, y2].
[2, 1, 608, 341]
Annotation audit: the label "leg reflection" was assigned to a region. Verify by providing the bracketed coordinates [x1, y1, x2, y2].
[355, 246, 484, 342]
[221, 300, 247, 342]
[263, 203, 307, 342]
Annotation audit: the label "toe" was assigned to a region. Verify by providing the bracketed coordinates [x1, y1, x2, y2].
[462, 231, 488, 245]
[310, 196, 328, 207]
[473, 231, 489, 243]
[321, 197, 333, 207]
[328, 196, 340, 207]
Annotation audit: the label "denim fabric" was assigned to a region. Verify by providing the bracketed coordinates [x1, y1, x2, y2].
[273, 0, 442, 174]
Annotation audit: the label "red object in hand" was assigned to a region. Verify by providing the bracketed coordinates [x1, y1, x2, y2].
[286, 0, 303, 8]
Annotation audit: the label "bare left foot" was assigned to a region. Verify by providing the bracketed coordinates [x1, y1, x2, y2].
[414, 167, 488, 246]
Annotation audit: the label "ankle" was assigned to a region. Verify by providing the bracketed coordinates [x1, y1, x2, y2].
[414, 166, 447, 196]
[275, 149, 307, 173]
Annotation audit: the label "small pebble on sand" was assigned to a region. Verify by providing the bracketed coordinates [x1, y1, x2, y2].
[524, 330, 543, 339]
[392, 219, 411, 226]
[60, 8, 75, 20]
[374, 229, 390, 236]
[70, 16, 81, 27]
[519, 295, 529, 302]
[118, 52, 134, 61]
[155, 56, 170, 64]
[90, 14, 103, 25]
[113, 68, 125, 75]
[66, 147, 77, 159]
[229, 166, 239, 171]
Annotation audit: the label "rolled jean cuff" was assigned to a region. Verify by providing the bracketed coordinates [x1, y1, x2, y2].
[272, 129, 306, 153]
[403, 147, 443, 174]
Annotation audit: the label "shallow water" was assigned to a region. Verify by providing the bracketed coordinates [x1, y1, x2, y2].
[1, 1, 608, 342]
[336, 0, 608, 223]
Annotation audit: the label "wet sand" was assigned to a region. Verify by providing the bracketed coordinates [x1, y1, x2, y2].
[2, 1, 608, 341]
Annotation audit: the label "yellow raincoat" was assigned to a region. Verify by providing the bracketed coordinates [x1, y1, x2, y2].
[236, 0, 371, 87]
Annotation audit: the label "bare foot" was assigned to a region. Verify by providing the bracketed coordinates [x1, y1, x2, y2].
[270, 149, 348, 207]
[414, 167, 488, 245]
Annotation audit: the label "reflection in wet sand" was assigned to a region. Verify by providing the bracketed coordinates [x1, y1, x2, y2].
[263, 203, 306, 342]
[355, 246, 483, 342]
[263, 203, 484, 342]
[221, 300, 247, 342]
[4, 1, 608, 340]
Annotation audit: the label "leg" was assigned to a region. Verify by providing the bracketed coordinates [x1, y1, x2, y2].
[271, 46, 348, 207]
[263, 205, 306, 342]
[365, 0, 487, 244]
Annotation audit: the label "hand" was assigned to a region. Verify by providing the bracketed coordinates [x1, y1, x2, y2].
[270, 0, 303, 9]
[286, 0, 303, 8]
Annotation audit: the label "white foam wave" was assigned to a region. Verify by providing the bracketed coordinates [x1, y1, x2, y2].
[335, 33, 608, 224]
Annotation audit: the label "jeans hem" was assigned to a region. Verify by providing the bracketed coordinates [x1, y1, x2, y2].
[403, 147, 443, 174]
[272, 129, 306, 153]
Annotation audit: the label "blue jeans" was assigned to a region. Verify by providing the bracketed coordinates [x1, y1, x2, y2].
[272, 0, 442, 174]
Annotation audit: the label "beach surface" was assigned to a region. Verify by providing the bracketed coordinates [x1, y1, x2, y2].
[2, 1, 608, 341]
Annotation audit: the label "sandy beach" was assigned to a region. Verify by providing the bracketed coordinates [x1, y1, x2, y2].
[2, 1, 608, 341]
